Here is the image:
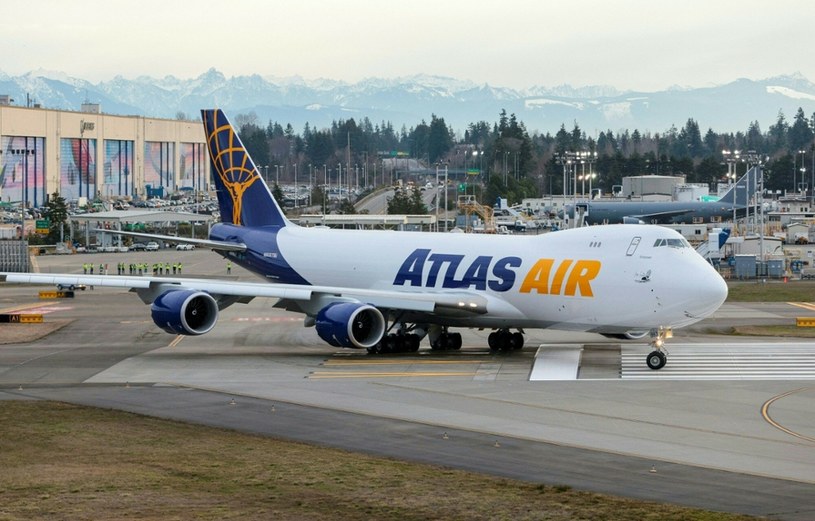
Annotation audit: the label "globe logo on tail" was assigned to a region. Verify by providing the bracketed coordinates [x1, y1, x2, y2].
[204, 114, 259, 226]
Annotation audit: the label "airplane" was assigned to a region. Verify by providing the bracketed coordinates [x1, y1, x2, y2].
[0, 109, 728, 370]
[563, 167, 760, 225]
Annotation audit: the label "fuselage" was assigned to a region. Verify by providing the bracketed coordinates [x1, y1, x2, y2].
[565, 201, 744, 224]
[566, 201, 745, 225]
[212, 223, 728, 335]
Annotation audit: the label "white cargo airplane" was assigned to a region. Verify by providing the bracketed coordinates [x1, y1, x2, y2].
[0, 109, 728, 369]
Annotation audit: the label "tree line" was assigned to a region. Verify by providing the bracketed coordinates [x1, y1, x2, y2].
[236, 106, 815, 206]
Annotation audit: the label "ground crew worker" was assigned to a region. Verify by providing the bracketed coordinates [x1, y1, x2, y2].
[227, 261, 232, 274]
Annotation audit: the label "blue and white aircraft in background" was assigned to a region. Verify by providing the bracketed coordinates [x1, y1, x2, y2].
[0, 109, 728, 370]
[563, 167, 760, 225]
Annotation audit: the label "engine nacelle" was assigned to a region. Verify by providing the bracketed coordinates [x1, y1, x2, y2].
[151, 290, 219, 335]
[315, 302, 386, 349]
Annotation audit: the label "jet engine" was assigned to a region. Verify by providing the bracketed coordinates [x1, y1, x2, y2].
[315, 302, 386, 348]
[151, 290, 219, 335]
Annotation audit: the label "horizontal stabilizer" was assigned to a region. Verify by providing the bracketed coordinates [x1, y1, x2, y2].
[96, 229, 246, 252]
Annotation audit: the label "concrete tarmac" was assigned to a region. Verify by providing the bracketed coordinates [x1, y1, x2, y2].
[2, 249, 815, 519]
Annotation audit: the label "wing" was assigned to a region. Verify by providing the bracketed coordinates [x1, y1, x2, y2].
[625, 208, 694, 223]
[0, 272, 489, 316]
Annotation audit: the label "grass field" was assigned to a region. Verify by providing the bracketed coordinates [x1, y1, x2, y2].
[726, 279, 815, 302]
[0, 401, 758, 521]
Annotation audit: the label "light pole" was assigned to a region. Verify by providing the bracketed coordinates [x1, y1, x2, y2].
[444, 165, 449, 232]
[435, 164, 440, 232]
[275, 165, 280, 187]
[338, 163, 342, 202]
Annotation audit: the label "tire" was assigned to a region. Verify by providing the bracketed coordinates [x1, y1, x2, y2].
[646, 350, 667, 370]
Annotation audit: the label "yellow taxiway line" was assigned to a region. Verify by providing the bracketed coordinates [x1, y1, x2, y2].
[761, 386, 815, 444]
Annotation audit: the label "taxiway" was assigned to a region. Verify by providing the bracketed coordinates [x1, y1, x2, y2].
[1, 249, 814, 519]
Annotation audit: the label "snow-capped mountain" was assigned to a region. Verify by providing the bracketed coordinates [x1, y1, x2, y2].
[1, 68, 814, 134]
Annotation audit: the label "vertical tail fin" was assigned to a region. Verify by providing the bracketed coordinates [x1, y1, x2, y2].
[718, 167, 758, 206]
[201, 109, 288, 227]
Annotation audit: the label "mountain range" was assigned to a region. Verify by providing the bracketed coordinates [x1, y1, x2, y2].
[2, 68, 815, 135]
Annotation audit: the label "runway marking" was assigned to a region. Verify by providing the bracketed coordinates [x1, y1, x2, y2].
[323, 359, 485, 366]
[761, 386, 815, 444]
[0, 302, 72, 314]
[309, 371, 478, 379]
[788, 302, 815, 312]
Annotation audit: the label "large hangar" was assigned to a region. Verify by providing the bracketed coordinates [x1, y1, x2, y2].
[0, 103, 209, 208]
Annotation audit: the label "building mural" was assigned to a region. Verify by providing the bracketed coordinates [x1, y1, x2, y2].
[1, 136, 46, 208]
[103, 139, 134, 198]
[60, 138, 97, 202]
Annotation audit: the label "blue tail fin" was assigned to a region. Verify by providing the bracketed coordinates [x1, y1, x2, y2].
[201, 109, 287, 227]
[718, 167, 758, 206]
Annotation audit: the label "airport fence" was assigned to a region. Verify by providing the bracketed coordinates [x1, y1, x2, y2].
[0, 240, 30, 272]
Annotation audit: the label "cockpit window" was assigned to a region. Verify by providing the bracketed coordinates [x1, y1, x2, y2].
[653, 238, 690, 248]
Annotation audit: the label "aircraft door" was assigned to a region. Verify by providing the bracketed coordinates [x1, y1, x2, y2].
[626, 237, 641, 256]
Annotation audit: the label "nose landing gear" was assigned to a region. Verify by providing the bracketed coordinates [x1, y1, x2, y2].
[645, 327, 672, 370]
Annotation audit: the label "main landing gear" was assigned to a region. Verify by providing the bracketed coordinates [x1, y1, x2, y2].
[367, 332, 421, 354]
[645, 327, 672, 370]
[430, 328, 462, 351]
[488, 329, 525, 352]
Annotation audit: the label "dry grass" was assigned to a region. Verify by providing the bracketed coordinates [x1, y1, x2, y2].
[0, 401, 757, 521]
[0, 320, 71, 345]
[730, 324, 815, 337]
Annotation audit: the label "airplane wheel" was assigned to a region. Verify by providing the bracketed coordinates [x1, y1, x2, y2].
[488, 332, 499, 351]
[381, 336, 397, 354]
[406, 334, 421, 352]
[646, 350, 667, 370]
[510, 332, 524, 350]
[449, 332, 462, 350]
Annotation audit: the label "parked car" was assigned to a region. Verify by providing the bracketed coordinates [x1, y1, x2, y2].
[130, 242, 146, 251]
[801, 267, 815, 279]
[145, 241, 160, 251]
[175, 243, 195, 251]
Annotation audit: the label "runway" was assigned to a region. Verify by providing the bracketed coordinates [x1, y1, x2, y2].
[2, 250, 815, 519]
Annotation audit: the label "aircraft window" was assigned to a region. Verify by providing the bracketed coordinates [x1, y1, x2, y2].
[653, 238, 690, 248]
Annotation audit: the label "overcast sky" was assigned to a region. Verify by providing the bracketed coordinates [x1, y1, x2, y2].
[3, 0, 813, 92]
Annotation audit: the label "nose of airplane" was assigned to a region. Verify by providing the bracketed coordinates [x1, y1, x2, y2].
[694, 260, 729, 318]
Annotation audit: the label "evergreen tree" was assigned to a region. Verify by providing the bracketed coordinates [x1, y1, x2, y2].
[43, 191, 68, 243]
[272, 183, 284, 205]
[768, 110, 789, 152]
[427, 115, 453, 163]
[789, 108, 814, 151]
[386, 188, 427, 214]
